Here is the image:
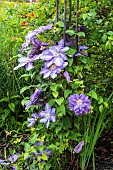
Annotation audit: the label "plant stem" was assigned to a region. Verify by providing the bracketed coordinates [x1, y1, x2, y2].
[76, 0, 79, 51]
[69, 0, 72, 26]
[56, 0, 59, 22]
[64, 0, 66, 46]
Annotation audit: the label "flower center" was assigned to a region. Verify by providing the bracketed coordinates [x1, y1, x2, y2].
[53, 52, 59, 57]
[76, 99, 82, 105]
[50, 64, 56, 70]
[46, 113, 50, 119]
[40, 46, 45, 50]
[27, 58, 31, 62]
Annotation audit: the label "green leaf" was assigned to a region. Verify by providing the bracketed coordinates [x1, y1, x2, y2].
[62, 116, 71, 130]
[65, 48, 76, 56]
[30, 134, 38, 144]
[80, 57, 87, 63]
[64, 89, 72, 98]
[88, 90, 98, 100]
[52, 91, 58, 98]
[98, 97, 103, 104]
[55, 126, 62, 134]
[8, 103, 15, 112]
[42, 152, 47, 161]
[56, 21, 64, 27]
[55, 97, 64, 106]
[20, 86, 30, 94]
[66, 30, 76, 36]
[82, 13, 87, 20]
[78, 32, 85, 37]
[50, 83, 57, 92]
[107, 31, 113, 36]
[99, 105, 103, 112]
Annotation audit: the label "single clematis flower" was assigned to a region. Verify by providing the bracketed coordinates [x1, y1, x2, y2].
[73, 141, 84, 153]
[38, 103, 56, 128]
[40, 62, 68, 79]
[39, 39, 69, 66]
[68, 94, 91, 115]
[25, 88, 43, 109]
[14, 56, 34, 71]
[8, 154, 18, 163]
[74, 45, 88, 57]
[21, 23, 52, 51]
[27, 113, 39, 127]
[63, 71, 70, 82]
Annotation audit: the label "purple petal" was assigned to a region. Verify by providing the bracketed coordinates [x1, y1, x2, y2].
[51, 72, 57, 79]
[25, 62, 34, 71]
[58, 39, 64, 48]
[50, 116, 56, 122]
[40, 118, 47, 123]
[63, 71, 70, 82]
[13, 63, 26, 70]
[73, 141, 84, 153]
[39, 111, 46, 117]
[45, 103, 51, 111]
[46, 120, 50, 128]
[43, 71, 51, 78]
[60, 47, 69, 53]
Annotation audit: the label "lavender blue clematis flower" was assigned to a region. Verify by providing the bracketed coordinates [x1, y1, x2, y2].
[8, 154, 18, 163]
[27, 113, 39, 127]
[21, 23, 52, 51]
[74, 45, 88, 57]
[25, 88, 43, 109]
[0, 159, 9, 165]
[38, 103, 56, 128]
[40, 62, 68, 79]
[39, 39, 69, 66]
[63, 71, 70, 82]
[73, 141, 84, 153]
[68, 94, 91, 115]
[13, 56, 34, 71]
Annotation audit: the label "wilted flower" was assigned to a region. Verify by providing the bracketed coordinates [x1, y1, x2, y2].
[73, 141, 84, 153]
[66, 35, 76, 47]
[8, 154, 18, 163]
[68, 94, 91, 115]
[39, 39, 69, 66]
[74, 45, 88, 57]
[38, 103, 56, 128]
[14, 56, 34, 71]
[40, 62, 68, 79]
[25, 88, 43, 109]
[63, 71, 70, 82]
[27, 113, 39, 127]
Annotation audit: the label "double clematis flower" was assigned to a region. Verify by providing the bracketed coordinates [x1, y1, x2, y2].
[68, 94, 91, 115]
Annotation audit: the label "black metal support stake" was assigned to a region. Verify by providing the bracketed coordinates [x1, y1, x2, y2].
[56, 0, 59, 22]
[64, 0, 67, 46]
[69, 0, 72, 26]
[76, 0, 79, 51]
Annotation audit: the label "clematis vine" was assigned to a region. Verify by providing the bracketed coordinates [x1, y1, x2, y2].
[38, 103, 56, 128]
[68, 94, 91, 115]
[25, 88, 43, 109]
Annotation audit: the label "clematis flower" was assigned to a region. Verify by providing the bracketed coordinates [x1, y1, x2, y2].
[39, 39, 69, 66]
[68, 94, 91, 115]
[38, 103, 56, 128]
[37, 149, 52, 162]
[8, 154, 18, 163]
[29, 39, 48, 58]
[13, 56, 34, 71]
[73, 141, 84, 153]
[0, 159, 9, 165]
[27, 113, 39, 127]
[40, 62, 68, 79]
[74, 45, 88, 57]
[22, 23, 52, 51]
[63, 71, 70, 82]
[25, 88, 43, 109]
